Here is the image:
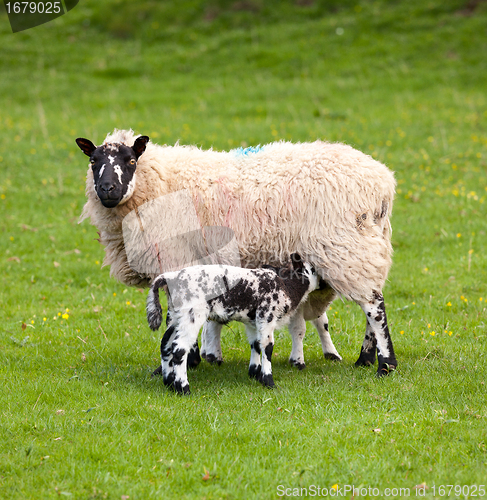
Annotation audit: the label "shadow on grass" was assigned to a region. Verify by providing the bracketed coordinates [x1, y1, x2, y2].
[77, 349, 402, 399]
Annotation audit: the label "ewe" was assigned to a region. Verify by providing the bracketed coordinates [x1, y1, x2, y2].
[76, 129, 397, 376]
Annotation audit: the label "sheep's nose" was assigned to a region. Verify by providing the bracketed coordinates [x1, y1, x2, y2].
[100, 182, 115, 193]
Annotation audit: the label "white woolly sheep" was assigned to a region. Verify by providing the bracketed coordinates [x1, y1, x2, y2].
[76, 129, 397, 376]
[146, 254, 320, 394]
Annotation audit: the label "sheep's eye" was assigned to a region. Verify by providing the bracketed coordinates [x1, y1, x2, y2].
[129, 159, 136, 165]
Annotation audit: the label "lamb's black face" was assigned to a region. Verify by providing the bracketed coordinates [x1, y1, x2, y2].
[76, 136, 149, 208]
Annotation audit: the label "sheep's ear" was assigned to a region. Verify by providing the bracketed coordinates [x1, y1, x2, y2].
[132, 135, 149, 159]
[291, 253, 304, 272]
[76, 138, 97, 157]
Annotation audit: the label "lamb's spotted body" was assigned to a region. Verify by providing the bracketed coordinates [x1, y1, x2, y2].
[146, 256, 319, 394]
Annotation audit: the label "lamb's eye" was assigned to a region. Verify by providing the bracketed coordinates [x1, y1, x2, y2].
[129, 159, 136, 165]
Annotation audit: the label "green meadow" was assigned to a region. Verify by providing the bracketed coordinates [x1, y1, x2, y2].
[1, 0, 487, 498]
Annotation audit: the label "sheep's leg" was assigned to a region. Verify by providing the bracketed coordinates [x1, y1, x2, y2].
[169, 318, 205, 395]
[200, 320, 223, 365]
[296, 287, 337, 367]
[159, 324, 178, 388]
[170, 307, 209, 394]
[187, 341, 201, 369]
[245, 325, 262, 380]
[288, 311, 306, 370]
[153, 311, 200, 374]
[151, 365, 163, 377]
[355, 319, 377, 367]
[171, 341, 191, 395]
[357, 292, 397, 376]
[258, 325, 275, 388]
[311, 311, 342, 361]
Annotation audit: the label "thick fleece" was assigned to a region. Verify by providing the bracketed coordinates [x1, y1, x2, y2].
[80, 129, 395, 303]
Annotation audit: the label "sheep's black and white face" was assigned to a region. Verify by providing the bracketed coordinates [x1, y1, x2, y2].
[76, 136, 149, 208]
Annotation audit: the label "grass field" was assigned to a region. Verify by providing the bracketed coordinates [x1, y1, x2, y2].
[1, 0, 487, 498]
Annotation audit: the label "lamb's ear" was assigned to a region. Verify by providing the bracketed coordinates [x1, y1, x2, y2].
[76, 138, 97, 157]
[290, 253, 304, 272]
[132, 135, 150, 159]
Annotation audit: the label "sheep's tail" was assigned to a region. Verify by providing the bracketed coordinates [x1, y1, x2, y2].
[146, 275, 166, 331]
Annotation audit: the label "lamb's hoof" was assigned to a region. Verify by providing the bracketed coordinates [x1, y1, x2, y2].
[187, 346, 201, 369]
[376, 363, 396, 377]
[355, 350, 376, 367]
[259, 373, 275, 388]
[163, 372, 175, 388]
[289, 358, 306, 370]
[173, 380, 191, 395]
[248, 364, 262, 380]
[151, 365, 162, 377]
[203, 353, 223, 366]
[324, 353, 342, 362]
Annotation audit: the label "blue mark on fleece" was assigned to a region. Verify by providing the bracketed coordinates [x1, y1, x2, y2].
[232, 145, 264, 157]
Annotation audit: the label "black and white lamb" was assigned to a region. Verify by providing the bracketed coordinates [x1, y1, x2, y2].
[146, 254, 320, 394]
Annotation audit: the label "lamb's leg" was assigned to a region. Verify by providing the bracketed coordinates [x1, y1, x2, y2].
[311, 311, 342, 361]
[291, 287, 338, 368]
[357, 292, 397, 376]
[258, 325, 275, 388]
[288, 311, 306, 370]
[158, 324, 178, 388]
[245, 325, 262, 380]
[153, 312, 200, 374]
[200, 320, 223, 365]
[169, 318, 205, 395]
[187, 341, 201, 369]
[171, 342, 191, 395]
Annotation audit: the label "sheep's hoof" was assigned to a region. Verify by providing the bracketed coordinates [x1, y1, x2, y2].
[202, 353, 223, 365]
[289, 358, 306, 370]
[163, 372, 175, 388]
[187, 345, 201, 369]
[259, 373, 275, 388]
[355, 350, 376, 367]
[151, 365, 162, 377]
[248, 364, 262, 379]
[324, 353, 342, 362]
[173, 380, 191, 395]
[376, 363, 396, 377]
